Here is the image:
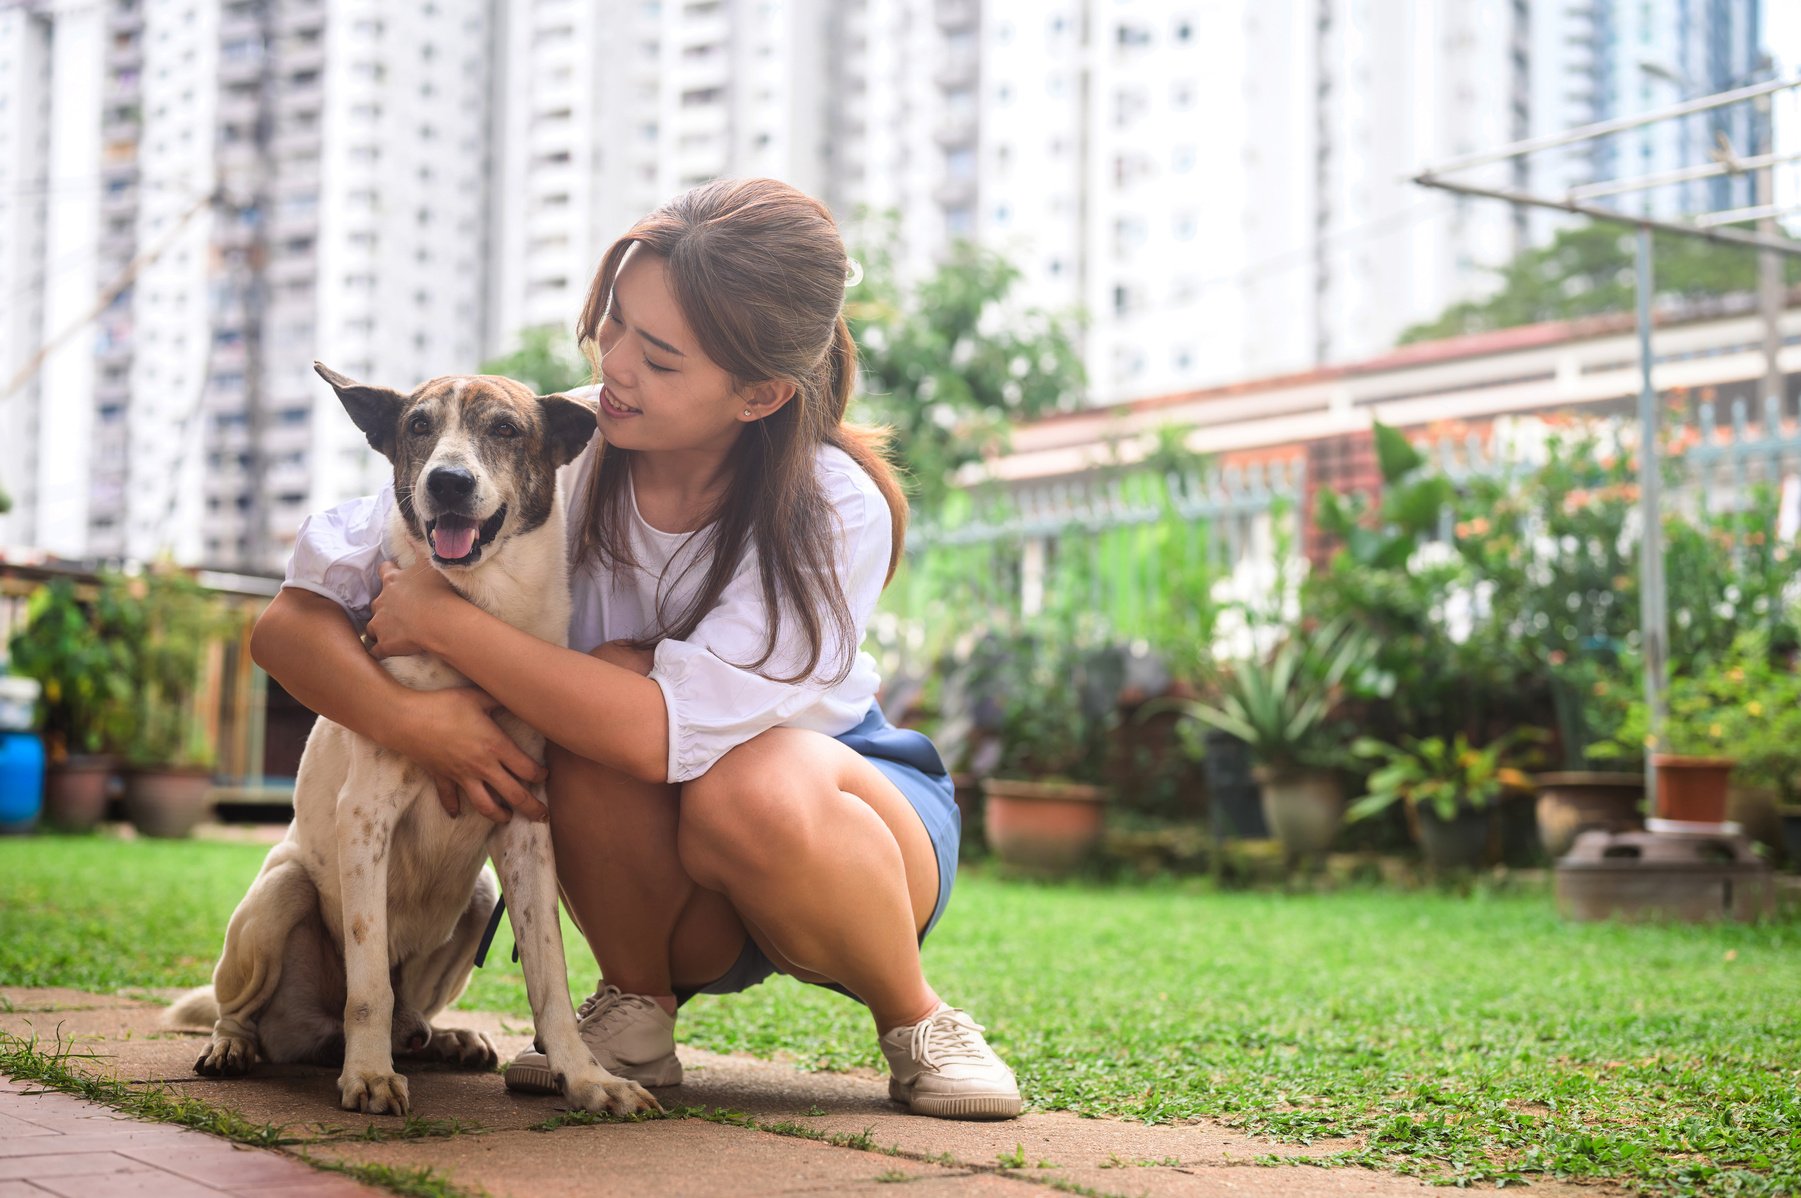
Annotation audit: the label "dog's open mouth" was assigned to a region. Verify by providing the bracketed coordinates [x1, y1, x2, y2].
[427, 506, 507, 566]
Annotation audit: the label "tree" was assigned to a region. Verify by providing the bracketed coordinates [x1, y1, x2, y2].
[1399, 222, 1801, 345]
[478, 325, 591, 394]
[846, 218, 1086, 507]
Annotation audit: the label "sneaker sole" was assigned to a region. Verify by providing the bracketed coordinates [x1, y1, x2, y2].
[889, 1077, 1021, 1120]
[504, 1057, 683, 1094]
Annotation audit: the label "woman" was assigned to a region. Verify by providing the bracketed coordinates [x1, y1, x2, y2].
[251, 177, 1020, 1121]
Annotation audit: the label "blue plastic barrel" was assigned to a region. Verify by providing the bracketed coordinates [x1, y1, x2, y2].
[0, 730, 45, 833]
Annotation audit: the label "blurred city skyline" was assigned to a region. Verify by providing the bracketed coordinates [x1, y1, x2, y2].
[1, 0, 1798, 575]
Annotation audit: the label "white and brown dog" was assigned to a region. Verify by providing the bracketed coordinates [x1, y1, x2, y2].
[167, 363, 655, 1119]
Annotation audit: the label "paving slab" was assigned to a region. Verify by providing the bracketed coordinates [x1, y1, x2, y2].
[0, 988, 1629, 1198]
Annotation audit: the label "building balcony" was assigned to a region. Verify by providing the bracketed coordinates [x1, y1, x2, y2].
[282, 43, 326, 76]
[217, 90, 263, 128]
[101, 114, 139, 144]
[271, 127, 323, 159]
[933, 111, 977, 147]
[219, 51, 264, 86]
[106, 40, 143, 71]
[272, 0, 324, 37]
[935, 0, 977, 32]
[933, 47, 977, 89]
[101, 186, 138, 218]
[110, 8, 144, 36]
[933, 175, 976, 207]
[100, 230, 138, 260]
[219, 9, 264, 44]
[265, 254, 315, 287]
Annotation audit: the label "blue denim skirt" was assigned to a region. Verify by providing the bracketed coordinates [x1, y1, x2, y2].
[675, 702, 960, 1004]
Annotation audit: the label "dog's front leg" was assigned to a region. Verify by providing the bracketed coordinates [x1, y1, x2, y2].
[336, 768, 410, 1116]
[493, 809, 660, 1115]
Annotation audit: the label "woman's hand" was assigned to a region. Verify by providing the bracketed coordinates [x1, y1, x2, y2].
[393, 685, 550, 823]
[368, 558, 458, 660]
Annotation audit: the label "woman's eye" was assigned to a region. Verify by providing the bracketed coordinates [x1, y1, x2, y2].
[643, 356, 673, 374]
[493, 421, 518, 438]
[408, 415, 431, 435]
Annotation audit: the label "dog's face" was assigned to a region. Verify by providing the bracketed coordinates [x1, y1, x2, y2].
[314, 363, 595, 569]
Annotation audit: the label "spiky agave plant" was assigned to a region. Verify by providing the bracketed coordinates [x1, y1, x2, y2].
[1176, 619, 1374, 773]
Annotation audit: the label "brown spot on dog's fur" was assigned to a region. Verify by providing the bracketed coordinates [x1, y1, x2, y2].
[351, 915, 369, 944]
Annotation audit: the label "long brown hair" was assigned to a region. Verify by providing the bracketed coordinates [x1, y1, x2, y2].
[574, 178, 907, 685]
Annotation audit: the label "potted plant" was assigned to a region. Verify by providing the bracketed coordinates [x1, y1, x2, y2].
[1347, 731, 1539, 870]
[1170, 619, 1374, 861]
[114, 568, 235, 838]
[6, 577, 135, 831]
[981, 617, 1125, 875]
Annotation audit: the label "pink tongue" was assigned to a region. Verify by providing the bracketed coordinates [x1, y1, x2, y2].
[432, 520, 478, 559]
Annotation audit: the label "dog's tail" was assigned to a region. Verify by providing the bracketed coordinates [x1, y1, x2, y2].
[163, 985, 219, 1029]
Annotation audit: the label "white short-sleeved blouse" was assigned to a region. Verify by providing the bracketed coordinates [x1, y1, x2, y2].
[281, 434, 889, 784]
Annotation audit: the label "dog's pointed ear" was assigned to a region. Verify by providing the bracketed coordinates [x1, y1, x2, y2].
[538, 392, 598, 467]
[315, 362, 405, 460]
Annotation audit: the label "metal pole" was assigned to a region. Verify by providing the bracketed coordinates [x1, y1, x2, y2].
[1756, 85, 1786, 414]
[1635, 226, 1667, 813]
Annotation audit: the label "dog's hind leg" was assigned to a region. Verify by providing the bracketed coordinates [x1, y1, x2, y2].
[394, 868, 500, 1070]
[335, 758, 415, 1115]
[196, 851, 319, 1077]
[493, 809, 659, 1115]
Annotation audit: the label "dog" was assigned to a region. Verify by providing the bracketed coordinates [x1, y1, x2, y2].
[166, 363, 656, 1119]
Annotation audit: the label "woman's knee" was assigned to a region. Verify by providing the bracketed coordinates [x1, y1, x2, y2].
[676, 746, 817, 884]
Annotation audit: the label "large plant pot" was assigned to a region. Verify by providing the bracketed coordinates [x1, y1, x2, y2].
[44, 756, 118, 833]
[123, 766, 216, 839]
[1253, 767, 1342, 858]
[1411, 800, 1492, 870]
[1533, 771, 1644, 860]
[981, 777, 1106, 875]
[1652, 754, 1734, 825]
[0, 731, 45, 834]
[1496, 788, 1543, 867]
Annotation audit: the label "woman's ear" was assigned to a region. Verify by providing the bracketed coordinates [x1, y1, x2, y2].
[741, 379, 798, 422]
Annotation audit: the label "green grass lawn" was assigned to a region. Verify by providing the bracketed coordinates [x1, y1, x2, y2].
[2, 834, 1797, 1196]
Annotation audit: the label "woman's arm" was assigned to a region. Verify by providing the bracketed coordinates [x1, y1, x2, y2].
[250, 588, 550, 820]
[368, 561, 671, 784]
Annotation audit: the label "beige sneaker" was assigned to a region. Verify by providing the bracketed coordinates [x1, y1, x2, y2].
[503, 983, 682, 1093]
[879, 1003, 1020, 1120]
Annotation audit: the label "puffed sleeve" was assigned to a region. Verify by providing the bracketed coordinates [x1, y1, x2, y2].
[281, 484, 395, 632]
[649, 464, 889, 783]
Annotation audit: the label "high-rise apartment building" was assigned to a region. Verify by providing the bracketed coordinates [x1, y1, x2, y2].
[489, 0, 833, 348]
[0, 0, 501, 571]
[0, 0, 107, 560]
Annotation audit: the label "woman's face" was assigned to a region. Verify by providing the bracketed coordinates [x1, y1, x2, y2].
[590, 246, 758, 456]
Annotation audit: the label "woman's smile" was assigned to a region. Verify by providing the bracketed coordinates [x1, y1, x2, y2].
[598, 385, 642, 420]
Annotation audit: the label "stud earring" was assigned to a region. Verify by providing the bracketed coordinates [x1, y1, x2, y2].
[742, 408, 752, 417]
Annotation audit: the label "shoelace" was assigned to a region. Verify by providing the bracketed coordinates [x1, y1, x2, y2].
[909, 1008, 991, 1070]
[578, 984, 659, 1037]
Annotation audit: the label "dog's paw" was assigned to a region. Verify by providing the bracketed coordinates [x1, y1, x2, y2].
[194, 1035, 256, 1077]
[563, 1068, 662, 1117]
[422, 1027, 498, 1070]
[338, 1068, 410, 1116]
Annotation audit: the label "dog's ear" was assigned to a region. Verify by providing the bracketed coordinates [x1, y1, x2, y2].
[315, 362, 406, 460]
[538, 392, 598, 467]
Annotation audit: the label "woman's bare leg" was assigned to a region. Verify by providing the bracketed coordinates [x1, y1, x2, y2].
[675, 727, 943, 1032]
[546, 744, 745, 997]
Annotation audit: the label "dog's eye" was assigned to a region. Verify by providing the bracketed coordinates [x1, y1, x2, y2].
[408, 415, 431, 436]
[492, 420, 518, 438]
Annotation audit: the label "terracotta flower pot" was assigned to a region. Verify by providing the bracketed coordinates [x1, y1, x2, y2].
[123, 766, 216, 839]
[981, 777, 1106, 875]
[1533, 771, 1644, 859]
[1253, 767, 1342, 858]
[43, 756, 118, 833]
[1651, 754, 1734, 824]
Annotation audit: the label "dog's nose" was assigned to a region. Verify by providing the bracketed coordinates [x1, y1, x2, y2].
[426, 466, 476, 502]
